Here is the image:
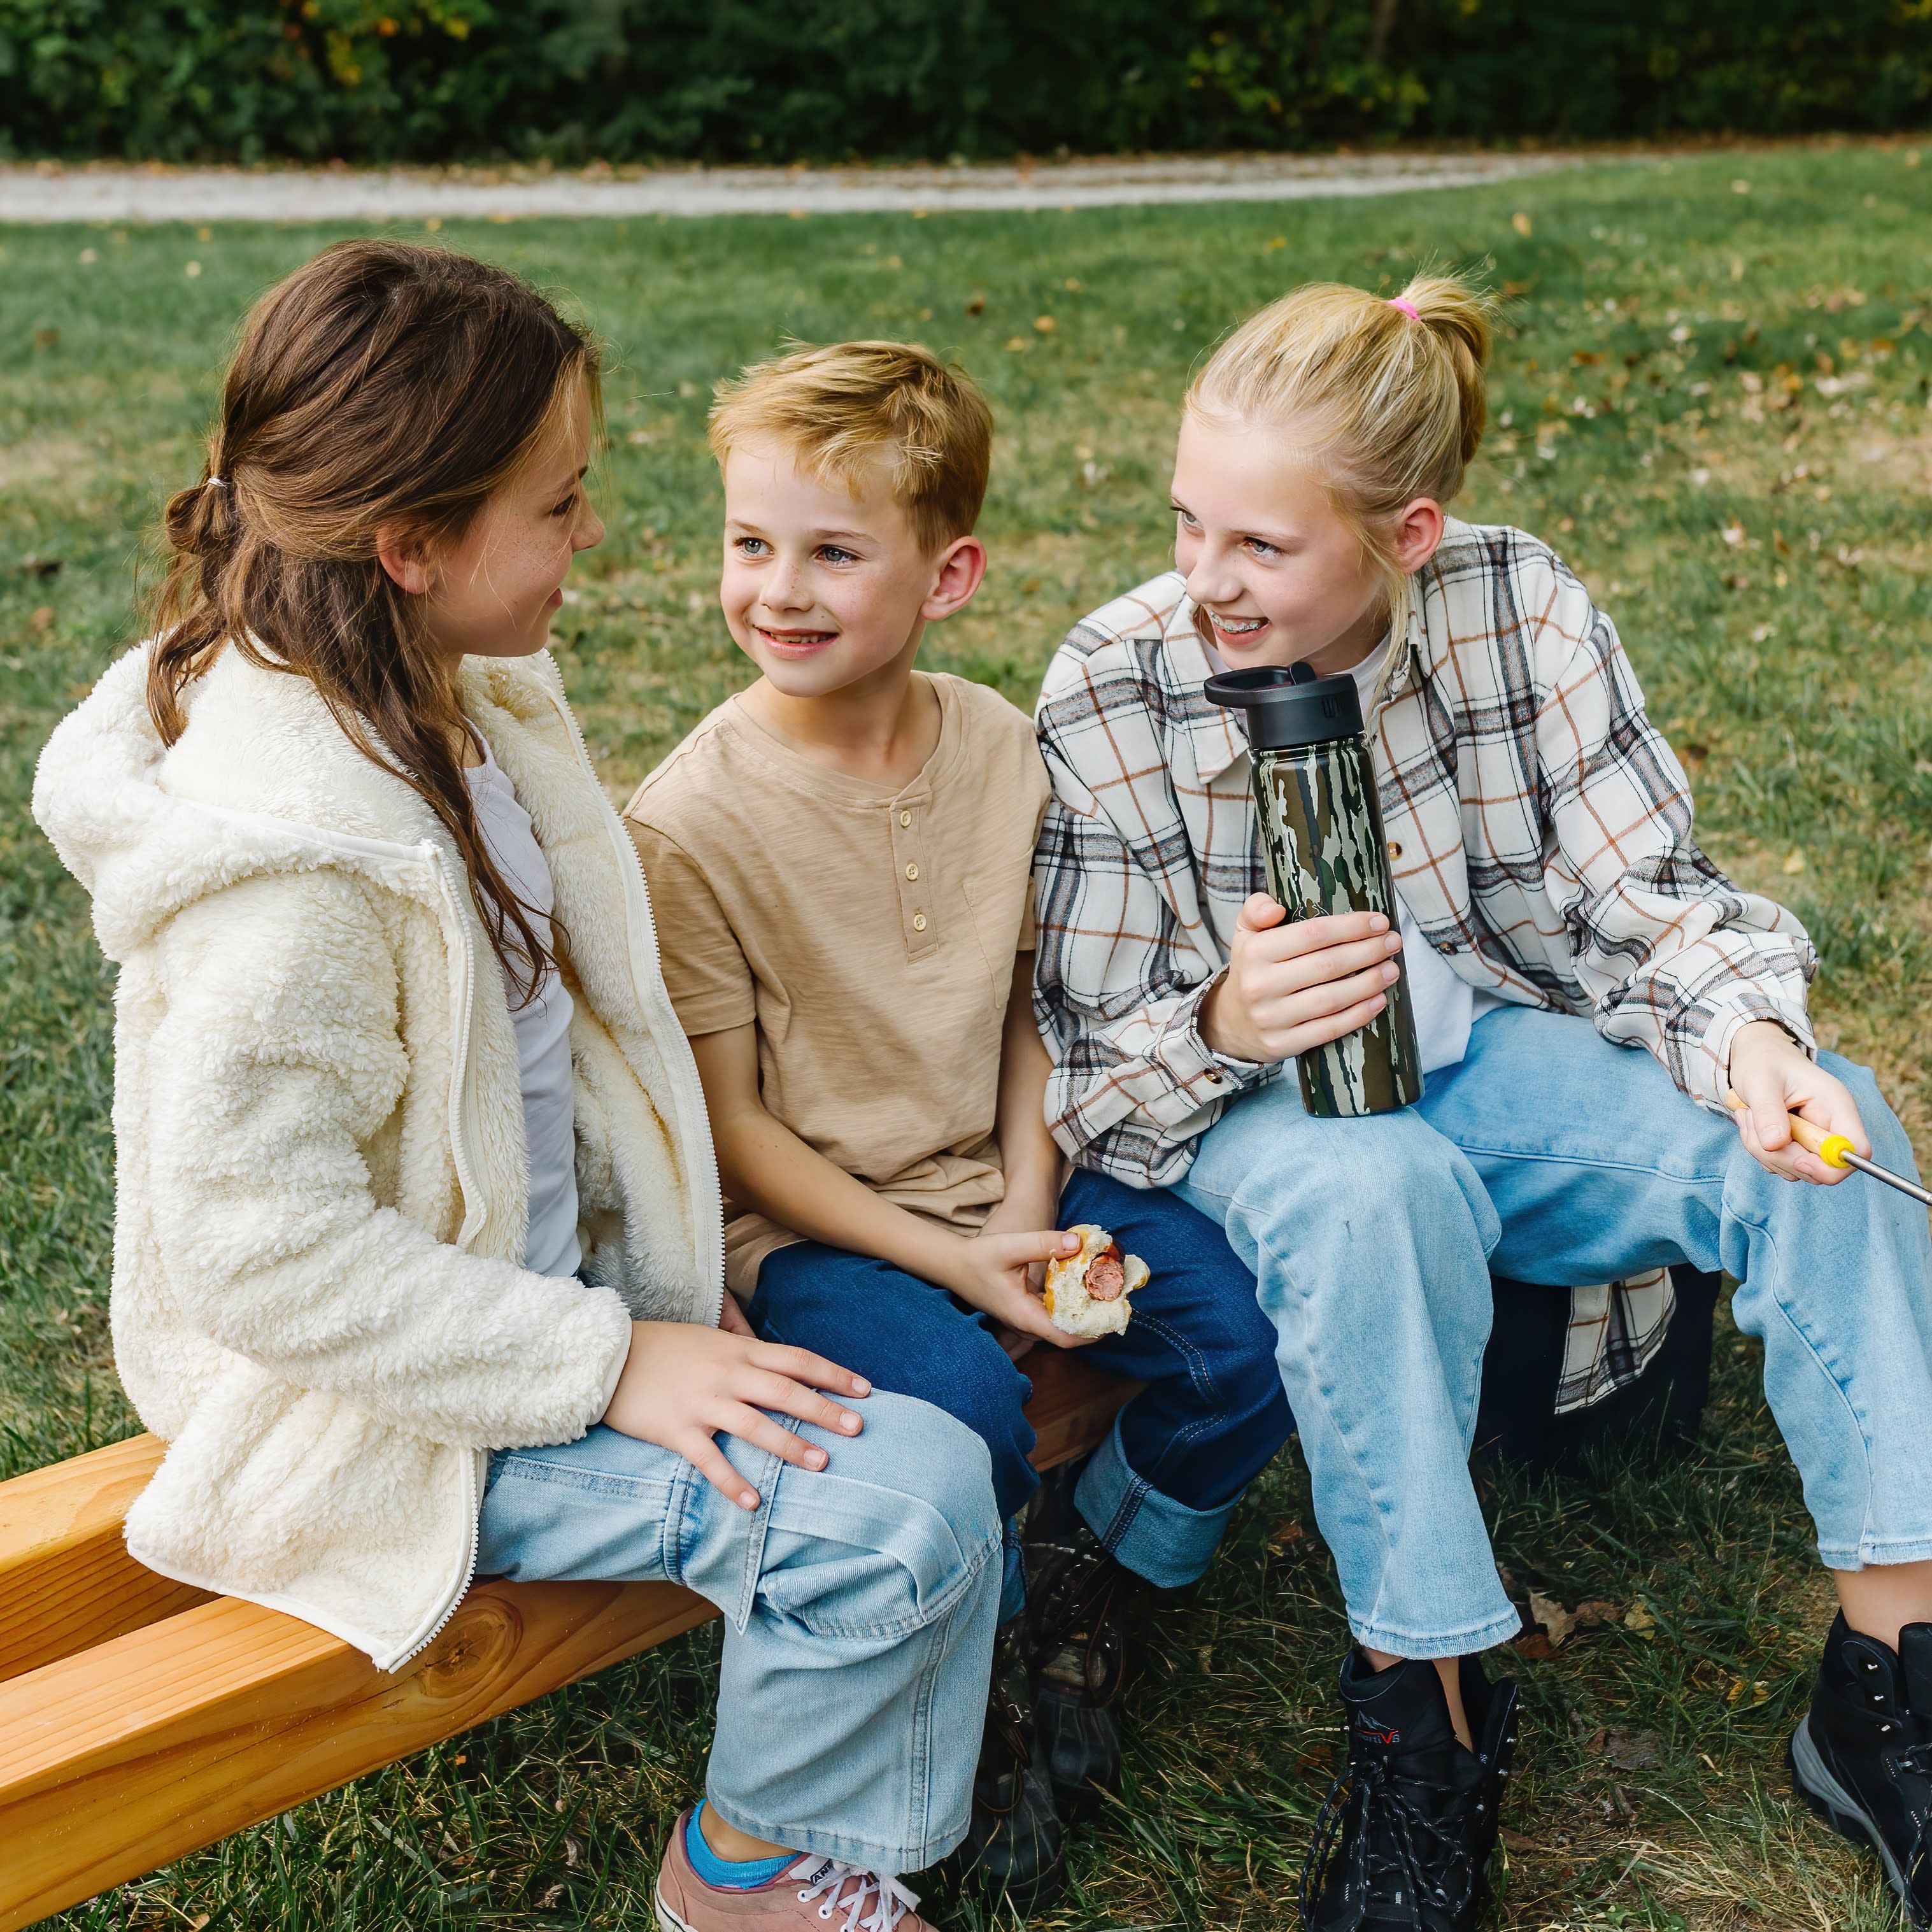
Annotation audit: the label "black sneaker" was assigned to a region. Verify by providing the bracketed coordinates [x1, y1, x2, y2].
[1300, 1651, 1519, 1930]
[1791, 1612, 1932, 1923]
[956, 1617, 1066, 1914]
[1026, 1521, 1141, 1821]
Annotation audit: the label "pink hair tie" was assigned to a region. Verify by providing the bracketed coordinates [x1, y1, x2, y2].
[1388, 297, 1421, 321]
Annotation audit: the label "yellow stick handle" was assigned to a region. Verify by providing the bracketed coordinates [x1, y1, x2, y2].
[1724, 1091, 1854, 1167]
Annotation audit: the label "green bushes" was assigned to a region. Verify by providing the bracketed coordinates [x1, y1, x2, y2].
[1, 0, 1929, 163]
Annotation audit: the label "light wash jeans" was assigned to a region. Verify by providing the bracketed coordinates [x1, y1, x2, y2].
[475, 1391, 1003, 1874]
[1177, 1005, 1932, 1661]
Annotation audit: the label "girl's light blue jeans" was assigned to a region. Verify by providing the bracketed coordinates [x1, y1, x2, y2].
[474, 1390, 1003, 1875]
[1176, 1005, 1932, 1661]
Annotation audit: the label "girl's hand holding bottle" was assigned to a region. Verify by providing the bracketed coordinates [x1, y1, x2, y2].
[1201, 894, 1405, 1065]
[599, 1320, 872, 1511]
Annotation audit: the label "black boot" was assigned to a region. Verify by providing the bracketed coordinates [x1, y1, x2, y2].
[1300, 1651, 1519, 1931]
[1026, 1521, 1141, 1821]
[956, 1616, 1066, 1914]
[1791, 1612, 1932, 1923]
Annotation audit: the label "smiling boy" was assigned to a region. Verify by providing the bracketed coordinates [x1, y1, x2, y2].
[622, 342, 1289, 1915]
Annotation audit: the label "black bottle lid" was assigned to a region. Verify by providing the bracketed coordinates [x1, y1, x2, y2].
[1203, 660, 1363, 749]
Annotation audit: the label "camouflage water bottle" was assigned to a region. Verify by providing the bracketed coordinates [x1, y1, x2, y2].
[1205, 662, 1423, 1117]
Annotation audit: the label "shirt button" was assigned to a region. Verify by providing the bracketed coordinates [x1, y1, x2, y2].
[1388, 841, 1403, 860]
[905, 862, 920, 881]
[1437, 940, 1454, 955]
[899, 809, 913, 827]
[912, 912, 928, 933]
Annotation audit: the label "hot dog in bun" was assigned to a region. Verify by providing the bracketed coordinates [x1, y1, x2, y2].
[1044, 1224, 1148, 1339]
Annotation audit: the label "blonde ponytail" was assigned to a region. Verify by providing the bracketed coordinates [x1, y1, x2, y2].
[1188, 271, 1498, 641]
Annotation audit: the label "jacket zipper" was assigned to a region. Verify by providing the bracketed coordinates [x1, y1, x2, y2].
[424, 846, 489, 1252]
[545, 688, 727, 1321]
[390, 842, 490, 1668]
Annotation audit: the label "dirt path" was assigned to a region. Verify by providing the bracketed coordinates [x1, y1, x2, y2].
[0, 150, 1584, 224]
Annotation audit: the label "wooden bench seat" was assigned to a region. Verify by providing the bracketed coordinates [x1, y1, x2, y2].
[0, 1353, 1133, 1932]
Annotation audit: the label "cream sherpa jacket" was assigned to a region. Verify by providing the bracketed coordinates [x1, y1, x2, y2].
[33, 641, 723, 1670]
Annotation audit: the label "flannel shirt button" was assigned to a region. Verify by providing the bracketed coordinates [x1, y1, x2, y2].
[1205, 1069, 1223, 1084]
[912, 912, 928, 933]
[1388, 841, 1403, 860]
[1437, 940, 1454, 955]
[905, 862, 920, 881]
[899, 809, 913, 827]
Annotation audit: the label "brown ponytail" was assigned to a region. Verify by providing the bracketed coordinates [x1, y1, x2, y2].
[145, 239, 601, 1004]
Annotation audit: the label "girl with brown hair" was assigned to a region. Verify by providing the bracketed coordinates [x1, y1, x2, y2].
[34, 238, 1000, 1932]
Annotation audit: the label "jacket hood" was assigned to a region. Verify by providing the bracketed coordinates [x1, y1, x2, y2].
[34, 641, 503, 961]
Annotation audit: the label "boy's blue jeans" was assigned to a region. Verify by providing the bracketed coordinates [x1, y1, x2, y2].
[474, 1391, 1002, 1875]
[749, 1169, 1292, 1598]
[1176, 1005, 1932, 1661]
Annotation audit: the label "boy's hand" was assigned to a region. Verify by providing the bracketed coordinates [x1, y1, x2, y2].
[1200, 895, 1404, 1065]
[945, 1228, 1087, 1349]
[1728, 1020, 1870, 1186]
[718, 1291, 756, 1337]
[600, 1319, 871, 1510]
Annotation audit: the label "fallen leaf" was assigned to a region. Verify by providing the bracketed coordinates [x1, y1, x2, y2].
[1005, 336, 1028, 352]
[1267, 1519, 1305, 1550]
[1512, 211, 1533, 236]
[1528, 1589, 1576, 1647]
[1512, 1630, 1559, 1659]
[1033, 314, 1056, 334]
[29, 606, 53, 634]
[965, 294, 986, 316]
[1782, 848, 1807, 874]
[1499, 1827, 1539, 1853]
[1624, 1598, 1656, 1633]
[1574, 1598, 1623, 1627]
[1603, 1728, 1663, 1770]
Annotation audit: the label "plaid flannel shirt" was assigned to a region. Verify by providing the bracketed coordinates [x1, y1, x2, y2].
[1032, 520, 1817, 1410]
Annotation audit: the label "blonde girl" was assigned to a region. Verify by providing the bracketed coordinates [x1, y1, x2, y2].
[34, 239, 997, 1932]
[1031, 275, 1932, 1929]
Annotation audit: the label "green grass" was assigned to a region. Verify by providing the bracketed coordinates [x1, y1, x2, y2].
[4, 140, 1932, 1929]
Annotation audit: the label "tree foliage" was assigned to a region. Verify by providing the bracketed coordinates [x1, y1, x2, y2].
[1, 0, 1928, 162]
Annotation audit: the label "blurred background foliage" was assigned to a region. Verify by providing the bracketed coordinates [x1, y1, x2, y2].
[2, 0, 1931, 165]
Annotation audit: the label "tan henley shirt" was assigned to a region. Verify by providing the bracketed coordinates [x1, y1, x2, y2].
[623, 672, 1051, 1296]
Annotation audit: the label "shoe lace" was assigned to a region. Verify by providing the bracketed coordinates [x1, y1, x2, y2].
[1887, 1741, 1932, 1890]
[793, 1860, 920, 1932]
[1031, 1533, 1133, 1705]
[1298, 1753, 1476, 1930]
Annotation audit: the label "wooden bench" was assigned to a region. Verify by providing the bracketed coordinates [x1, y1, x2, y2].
[0, 1354, 1134, 1932]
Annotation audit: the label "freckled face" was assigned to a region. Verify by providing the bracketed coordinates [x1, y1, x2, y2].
[422, 377, 605, 662]
[719, 437, 949, 699]
[1170, 408, 1387, 679]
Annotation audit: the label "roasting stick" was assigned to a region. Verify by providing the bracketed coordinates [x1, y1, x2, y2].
[1724, 1091, 1932, 1208]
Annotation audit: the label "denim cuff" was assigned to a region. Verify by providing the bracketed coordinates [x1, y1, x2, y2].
[1073, 1414, 1238, 1589]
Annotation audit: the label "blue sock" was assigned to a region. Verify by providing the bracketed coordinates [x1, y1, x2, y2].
[685, 1802, 795, 1892]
